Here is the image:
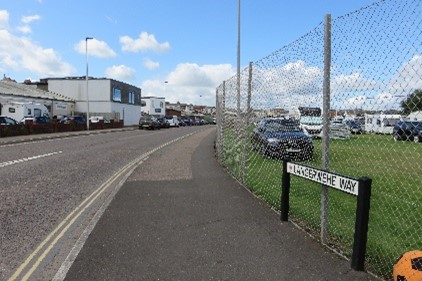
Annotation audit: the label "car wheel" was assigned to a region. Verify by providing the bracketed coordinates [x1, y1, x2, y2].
[393, 134, 399, 141]
[414, 135, 420, 143]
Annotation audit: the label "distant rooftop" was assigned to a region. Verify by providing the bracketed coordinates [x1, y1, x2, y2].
[0, 79, 75, 102]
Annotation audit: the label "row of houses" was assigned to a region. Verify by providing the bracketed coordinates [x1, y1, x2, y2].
[0, 76, 216, 126]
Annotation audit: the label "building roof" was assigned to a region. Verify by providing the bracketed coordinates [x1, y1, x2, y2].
[41, 76, 140, 90]
[0, 80, 75, 102]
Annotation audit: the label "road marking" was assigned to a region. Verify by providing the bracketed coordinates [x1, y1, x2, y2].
[8, 131, 198, 281]
[0, 151, 63, 168]
[52, 157, 148, 281]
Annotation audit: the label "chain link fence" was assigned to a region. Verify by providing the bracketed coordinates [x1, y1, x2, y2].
[215, 0, 422, 279]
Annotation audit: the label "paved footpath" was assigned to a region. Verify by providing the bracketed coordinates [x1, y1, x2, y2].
[62, 127, 376, 281]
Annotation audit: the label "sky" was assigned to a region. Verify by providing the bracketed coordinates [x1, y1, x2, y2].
[0, 0, 378, 107]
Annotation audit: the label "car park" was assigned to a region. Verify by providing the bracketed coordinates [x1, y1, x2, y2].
[251, 117, 314, 161]
[393, 121, 422, 142]
[138, 114, 160, 130]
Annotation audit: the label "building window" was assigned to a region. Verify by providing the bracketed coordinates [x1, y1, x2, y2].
[129, 91, 135, 104]
[113, 87, 121, 102]
[160, 101, 164, 108]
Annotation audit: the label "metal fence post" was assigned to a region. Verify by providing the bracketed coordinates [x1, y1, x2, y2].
[280, 158, 291, 222]
[242, 62, 253, 184]
[221, 81, 226, 162]
[351, 177, 372, 271]
[321, 14, 332, 244]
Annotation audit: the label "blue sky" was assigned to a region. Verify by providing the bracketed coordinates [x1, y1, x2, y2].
[1, 0, 376, 106]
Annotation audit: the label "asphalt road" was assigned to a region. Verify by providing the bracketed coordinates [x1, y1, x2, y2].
[60, 127, 375, 281]
[0, 126, 207, 280]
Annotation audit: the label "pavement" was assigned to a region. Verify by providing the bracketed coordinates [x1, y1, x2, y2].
[0, 126, 137, 146]
[2, 127, 377, 280]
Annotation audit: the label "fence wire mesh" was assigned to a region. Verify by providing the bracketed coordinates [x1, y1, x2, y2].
[215, 0, 422, 279]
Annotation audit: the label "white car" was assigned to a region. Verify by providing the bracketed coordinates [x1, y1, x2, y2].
[89, 116, 104, 123]
[165, 115, 179, 127]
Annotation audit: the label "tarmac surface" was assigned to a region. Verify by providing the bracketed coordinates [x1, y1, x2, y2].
[1, 127, 377, 280]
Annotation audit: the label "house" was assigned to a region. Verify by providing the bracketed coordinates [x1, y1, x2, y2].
[141, 96, 165, 117]
[0, 78, 75, 118]
[42, 77, 142, 126]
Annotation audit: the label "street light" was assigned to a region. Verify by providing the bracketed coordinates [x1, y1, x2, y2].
[85, 37, 93, 130]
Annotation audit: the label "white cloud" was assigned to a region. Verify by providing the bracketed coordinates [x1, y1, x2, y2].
[141, 63, 234, 106]
[17, 25, 31, 34]
[143, 58, 159, 70]
[0, 10, 9, 29]
[0, 29, 75, 78]
[120, 32, 170, 53]
[21, 14, 41, 24]
[332, 72, 380, 93]
[168, 63, 234, 87]
[74, 38, 117, 58]
[388, 55, 422, 93]
[249, 60, 323, 110]
[105, 65, 135, 81]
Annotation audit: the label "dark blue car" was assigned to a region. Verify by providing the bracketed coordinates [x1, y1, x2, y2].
[393, 121, 422, 143]
[251, 118, 314, 161]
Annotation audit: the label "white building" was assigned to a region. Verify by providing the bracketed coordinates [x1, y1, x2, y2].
[43, 77, 142, 126]
[0, 79, 75, 118]
[141, 96, 165, 117]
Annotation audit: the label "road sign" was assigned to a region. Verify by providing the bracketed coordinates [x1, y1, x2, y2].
[287, 162, 359, 196]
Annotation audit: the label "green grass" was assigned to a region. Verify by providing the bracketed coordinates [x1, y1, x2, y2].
[221, 132, 421, 280]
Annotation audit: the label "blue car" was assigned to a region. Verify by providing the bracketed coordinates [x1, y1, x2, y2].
[251, 117, 314, 161]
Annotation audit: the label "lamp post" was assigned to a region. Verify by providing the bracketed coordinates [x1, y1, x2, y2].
[85, 37, 93, 130]
[237, 0, 241, 115]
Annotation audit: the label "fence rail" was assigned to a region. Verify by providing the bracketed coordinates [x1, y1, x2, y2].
[215, 0, 422, 279]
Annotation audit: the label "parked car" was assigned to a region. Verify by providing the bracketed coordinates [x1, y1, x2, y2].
[329, 120, 351, 140]
[139, 114, 160, 130]
[183, 118, 193, 126]
[178, 118, 186, 127]
[344, 120, 363, 134]
[164, 115, 180, 127]
[0, 115, 19, 125]
[393, 121, 422, 142]
[89, 116, 104, 123]
[73, 115, 86, 125]
[20, 116, 50, 125]
[59, 116, 72, 124]
[251, 117, 314, 161]
[34, 116, 50, 124]
[156, 117, 170, 128]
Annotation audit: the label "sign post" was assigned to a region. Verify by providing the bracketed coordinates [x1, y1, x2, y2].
[280, 159, 372, 271]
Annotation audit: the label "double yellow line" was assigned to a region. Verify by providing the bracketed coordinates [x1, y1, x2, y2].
[8, 132, 195, 281]
[8, 155, 146, 281]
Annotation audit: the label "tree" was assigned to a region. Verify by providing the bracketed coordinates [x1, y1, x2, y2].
[401, 89, 422, 114]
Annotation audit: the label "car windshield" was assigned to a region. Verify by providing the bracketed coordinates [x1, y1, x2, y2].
[263, 120, 302, 132]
